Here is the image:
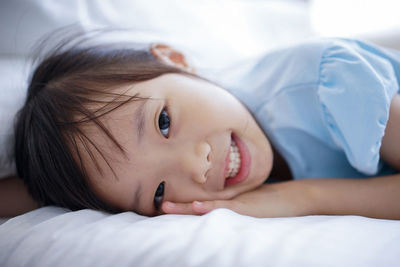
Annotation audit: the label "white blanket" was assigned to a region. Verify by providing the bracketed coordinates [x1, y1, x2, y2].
[1, 207, 400, 267]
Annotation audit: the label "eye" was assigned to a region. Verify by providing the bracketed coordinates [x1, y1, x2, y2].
[158, 109, 170, 138]
[154, 182, 165, 210]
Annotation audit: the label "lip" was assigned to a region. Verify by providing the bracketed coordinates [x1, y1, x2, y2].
[224, 133, 251, 187]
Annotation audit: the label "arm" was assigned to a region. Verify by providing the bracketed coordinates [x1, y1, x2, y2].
[162, 175, 400, 220]
[305, 175, 400, 219]
[0, 176, 41, 217]
[302, 93, 400, 219]
[380, 94, 400, 171]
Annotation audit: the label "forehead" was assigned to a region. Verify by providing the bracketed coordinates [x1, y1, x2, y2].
[72, 100, 143, 208]
[70, 75, 171, 175]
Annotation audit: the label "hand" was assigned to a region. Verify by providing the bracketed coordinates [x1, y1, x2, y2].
[162, 180, 316, 218]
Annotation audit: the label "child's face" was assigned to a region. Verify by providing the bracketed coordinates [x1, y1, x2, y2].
[84, 73, 273, 216]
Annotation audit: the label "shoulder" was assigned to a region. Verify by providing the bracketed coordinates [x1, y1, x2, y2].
[277, 37, 362, 63]
[255, 38, 377, 88]
[280, 37, 393, 72]
[314, 38, 400, 175]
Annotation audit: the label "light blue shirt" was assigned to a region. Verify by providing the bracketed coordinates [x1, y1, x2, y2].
[228, 38, 400, 179]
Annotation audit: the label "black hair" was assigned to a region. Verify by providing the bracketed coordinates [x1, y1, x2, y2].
[14, 29, 199, 213]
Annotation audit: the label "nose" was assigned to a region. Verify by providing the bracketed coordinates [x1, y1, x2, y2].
[178, 141, 211, 185]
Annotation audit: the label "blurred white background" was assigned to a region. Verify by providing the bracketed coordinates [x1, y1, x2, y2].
[311, 0, 400, 49]
[1, 0, 399, 69]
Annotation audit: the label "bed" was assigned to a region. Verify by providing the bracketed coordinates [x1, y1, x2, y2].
[1, 1, 400, 266]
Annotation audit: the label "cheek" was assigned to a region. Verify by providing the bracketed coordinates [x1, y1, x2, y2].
[241, 117, 274, 183]
[165, 176, 215, 203]
[254, 139, 273, 181]
[165, 183, 195, 203]
[192, 90, 245, 123]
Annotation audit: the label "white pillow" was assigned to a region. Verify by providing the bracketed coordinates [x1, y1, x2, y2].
[0, 56, 28, 178]
[1, 207, 400, 267]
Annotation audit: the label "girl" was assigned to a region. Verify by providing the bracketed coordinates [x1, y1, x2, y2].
[2, 33, 400, 219]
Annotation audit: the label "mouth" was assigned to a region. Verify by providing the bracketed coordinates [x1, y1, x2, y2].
[223, 133, 251, 187]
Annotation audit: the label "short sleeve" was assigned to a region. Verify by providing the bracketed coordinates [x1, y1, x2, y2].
[317, 39, 400, 175]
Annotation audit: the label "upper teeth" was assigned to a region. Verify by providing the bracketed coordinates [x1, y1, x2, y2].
[226, 140, 241, 178]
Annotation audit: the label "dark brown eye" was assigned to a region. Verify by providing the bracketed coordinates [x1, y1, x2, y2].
[158, 109, 170, 137]
[154, 182, 165, 210]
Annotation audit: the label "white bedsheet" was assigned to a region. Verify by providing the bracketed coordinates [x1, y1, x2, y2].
[1, 207, 399, 267]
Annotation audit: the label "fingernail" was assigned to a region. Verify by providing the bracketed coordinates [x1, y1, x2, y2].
[193, 201, 203, 207]
[165, 202, 175, 208]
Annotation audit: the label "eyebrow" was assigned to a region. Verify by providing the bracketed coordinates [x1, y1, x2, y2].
[134, 100, 148, 144]
[131, 100, 150, 211]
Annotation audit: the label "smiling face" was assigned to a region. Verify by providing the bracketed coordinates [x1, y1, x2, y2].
[82, 73, 274, 216]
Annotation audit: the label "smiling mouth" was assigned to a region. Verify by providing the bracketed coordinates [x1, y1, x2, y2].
[224, 133, 251, 187]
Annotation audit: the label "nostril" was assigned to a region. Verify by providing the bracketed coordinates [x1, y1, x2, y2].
[203, 169, 210, 183]
[206, 143, 211, 162]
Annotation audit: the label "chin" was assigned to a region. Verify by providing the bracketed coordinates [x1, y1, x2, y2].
[244, 161, 272, 190]
[253, 149, 273, 183]
[254, 168, 271, 187]
[250, 165, 272, 191]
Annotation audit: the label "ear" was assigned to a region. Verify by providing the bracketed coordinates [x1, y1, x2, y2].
[150, 43, 196, 74]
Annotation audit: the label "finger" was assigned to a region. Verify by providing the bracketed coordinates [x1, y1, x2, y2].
[192, 200, 234, 214]
[162, 201, 197, 215]
[191, 201, 210, 214]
